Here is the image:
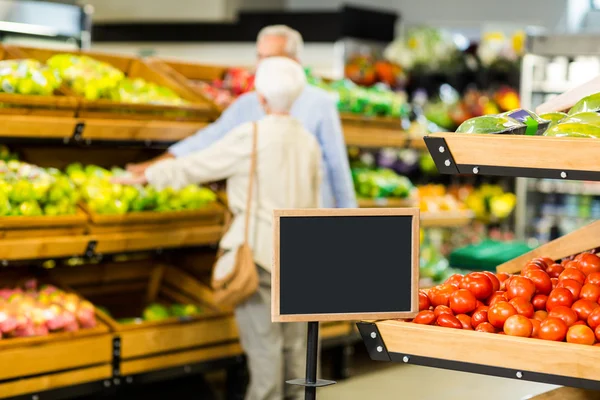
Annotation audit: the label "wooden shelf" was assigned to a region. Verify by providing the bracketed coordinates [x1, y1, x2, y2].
[420, 210, 475, 228]
[0, 224, 223, 261]
[0, 115, 77, 140]
[83, 118, 206, 143]
[425, 132, 600, 181]
[343, 121, 426, 149]
[360, 320, 600, 389]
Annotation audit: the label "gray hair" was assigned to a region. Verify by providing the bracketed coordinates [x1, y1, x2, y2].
[257, 25, 304, 60]
[254, 56, 306, 113]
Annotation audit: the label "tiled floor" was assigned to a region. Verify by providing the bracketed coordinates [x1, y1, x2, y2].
[319, 364, 558, 400]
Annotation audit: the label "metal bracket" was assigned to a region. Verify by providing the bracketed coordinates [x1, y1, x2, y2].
[424, 136, 460, 175]
[112, 336, 121, 377]
[356, 322, 391, 362]
[72, 122, 85, 143]
[84, 240, 97, 258]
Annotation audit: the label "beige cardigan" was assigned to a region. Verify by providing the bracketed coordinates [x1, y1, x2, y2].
[146, 115, 322, 271]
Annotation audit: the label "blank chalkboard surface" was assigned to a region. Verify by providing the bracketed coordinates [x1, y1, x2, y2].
[272, 208, 419, 322]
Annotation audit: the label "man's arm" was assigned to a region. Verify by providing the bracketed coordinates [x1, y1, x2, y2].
[145, 123, 252, 191]
[127, 95, 251, 174]
[316, 99, 357, 208]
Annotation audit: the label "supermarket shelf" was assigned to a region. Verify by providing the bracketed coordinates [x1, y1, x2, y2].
[343, 122, 426, 149]
[420, 210, 475, 228]
[358, 320, 600, 390]
[0, 224, 223, 261]
[357, 198, 416, 208]
[425, 133, 600, 181]
[528, 178, 600, 196]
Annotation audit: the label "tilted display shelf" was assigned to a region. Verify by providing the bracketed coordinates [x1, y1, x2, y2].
[424, 133, 600, 181]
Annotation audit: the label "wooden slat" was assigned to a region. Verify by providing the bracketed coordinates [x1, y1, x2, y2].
[0, 115, 76, 139]
[0, 209, 88, 229]
[430, 132, 600, 172]
[497, 220, 600, 274]
[0, 334, 112, 380]
[120, 316, 239, 358]
[420, 210, 475, 228]
[83, 118, 207, 142]
[0, 365, 111, 398]
[163, 265, 220, 310]
[377, 320, 600, 381]
[343, 123, 407, 148]
[0, 235, 90, 260]
[121, 342, 243, 376]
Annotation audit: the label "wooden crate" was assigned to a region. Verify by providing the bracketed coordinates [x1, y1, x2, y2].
[82, 202, 226, 234]
[0, 46, 78, 117]
[10, 46, 216, 122]
[145, 58, 230, 112]
[50, 261, 239, 374]
[0, 269, 112, 391]
[0, 208, 89, 239]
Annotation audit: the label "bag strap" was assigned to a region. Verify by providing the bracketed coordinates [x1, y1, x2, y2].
[243, 122, 258, 244]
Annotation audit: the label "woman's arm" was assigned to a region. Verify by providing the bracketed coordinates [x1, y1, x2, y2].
[145, 123, 253, 191]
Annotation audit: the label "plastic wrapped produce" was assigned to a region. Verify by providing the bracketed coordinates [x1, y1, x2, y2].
[544, 123, 600, 138]
[456, 115, 526, 134]
[502, 109, 550, 135]
[568, 92, 600, 115]
[539, 112, 567, 128]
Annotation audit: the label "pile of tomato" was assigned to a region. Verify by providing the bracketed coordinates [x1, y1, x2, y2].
[412, 252, 600, 345]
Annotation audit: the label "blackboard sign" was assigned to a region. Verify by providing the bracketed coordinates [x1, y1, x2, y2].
[272, 208, 419, 322]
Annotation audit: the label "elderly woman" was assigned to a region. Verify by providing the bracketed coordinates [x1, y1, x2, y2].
[117, 57, 322, 400]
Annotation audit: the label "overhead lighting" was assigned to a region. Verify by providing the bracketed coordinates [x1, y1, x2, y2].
[0, 20, 59, 37]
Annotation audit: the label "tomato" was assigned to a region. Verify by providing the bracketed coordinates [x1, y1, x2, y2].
[434, 305, 453, 318]
[564, 260, 581, 270]
[471, 308, 488, 328]
[506, 276, 536, 301]
[567, 325, 596, 345]
[571, 299, 599, 321]
[461, 272, 494, 300]
[587, 308, 600, 330]
[476, 300, 485, 309]
[475, 322, 496, 333]
[445, 274, 464, 289]
[578, 253, 600, 276]
[546, 288, 574, 311]
[534, 310, 548, 322]
[524, 269, 553, 295]
[539, 317, 568, 341]
[436, 314, 463, 329]
[557, 279, 583, 300]
[586, 272, 600, 286]
[429, 284, 455, 307]
[503, 315, 533, 337]
[531, 319, 541, 338]
[532, 294, 548, 311]
[551, 278, 559, 289]
[456, 314, 472, 330]
[548, 306, 578, 327]
[449, 289, 477, 314]
[546, 264, 565, 279]
[413, 310, 436, 325]
[497, 272, 510, 284]
[419, 290, 431, 311]
[559, 268, 586, 285]
[521, 263, 543, 275]
[595, 325, 600, 341]
[572, 320, 587, 326]
[482, 271, 500, 292]
[541, 257, 556, 268]
[488, 302, 517, 329]
[509, 297, 535, 318]
[529, 258, 548, 269]
[580, 284, 600, 303]
[487, 291, 508, 306]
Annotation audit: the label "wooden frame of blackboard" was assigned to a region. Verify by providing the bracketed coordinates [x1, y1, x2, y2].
[272, 208, 420, 323]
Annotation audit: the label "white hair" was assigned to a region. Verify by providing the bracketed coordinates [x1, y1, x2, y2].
[254, 57, 306, 113]
[257, 25, 304, 60]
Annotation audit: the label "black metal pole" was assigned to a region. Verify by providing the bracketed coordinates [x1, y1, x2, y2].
[305, 321, 319, 400]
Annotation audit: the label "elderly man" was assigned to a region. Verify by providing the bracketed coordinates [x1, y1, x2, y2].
[128, 25, 356, 209]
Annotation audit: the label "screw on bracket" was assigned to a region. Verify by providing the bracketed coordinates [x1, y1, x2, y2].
[402, 356, 409, 363]
[370, 332, 377, 339]
[444, 159, 451, 167]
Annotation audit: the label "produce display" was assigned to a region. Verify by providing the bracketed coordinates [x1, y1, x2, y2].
[101, 302, 203, 324]
[0, 59, 62, 96]
[417, 184, 467, 213]
[47, 54, 187, 105]
[464, 184, 516, 223]
[351, 167, 415, 199]
[195, 67, 255, 108]
[412, 251, 600, 346]
[0, 157, 79, 216]
[344, 54, 407, 88]
[307, 73, 409, 118]
[0, 279, 96, 338]
[66, 163, 217, 215]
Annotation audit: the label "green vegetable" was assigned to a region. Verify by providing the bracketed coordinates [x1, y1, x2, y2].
[568, 92, 600, 115]
[456, 115, 525, 134]
[544, 122, 600, 138]
[142, 303, 170, 321]
[539, 112, 567, 128]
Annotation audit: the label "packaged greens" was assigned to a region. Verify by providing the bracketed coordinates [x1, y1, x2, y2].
[559, 112, 600, 127]
[455, 115, 526, 134]
[539, 112, 567, 128]
[568, 92, 600, 115]
[502, 108, 550, 135]
[544, 123, 600, 138]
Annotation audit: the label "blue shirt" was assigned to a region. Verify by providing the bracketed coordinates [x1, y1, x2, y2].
[169, 85, 357, 208]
